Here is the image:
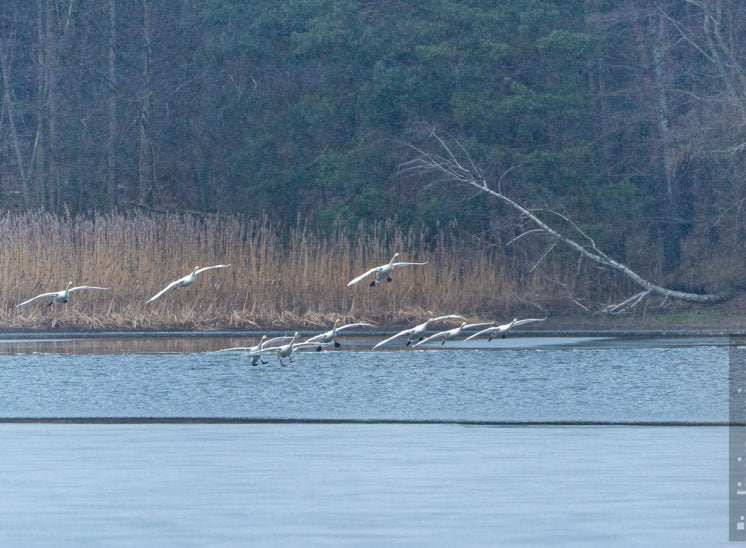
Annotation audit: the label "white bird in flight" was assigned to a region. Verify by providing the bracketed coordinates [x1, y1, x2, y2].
[347, 253, 428, 287]
[305, 320, 375, 350]
[412, 321, 494, 347]
[372, 314, 466, 350]
[464, 318, 546, 341]
[16, 281, 110, 307]
[146, 264, 231, 303]
[213, 334, 294, 365]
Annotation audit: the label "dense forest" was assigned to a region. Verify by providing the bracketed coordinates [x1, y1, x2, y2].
[2, 1, 746, 320]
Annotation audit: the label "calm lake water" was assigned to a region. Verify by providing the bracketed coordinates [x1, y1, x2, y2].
[0, 333, 734, 545]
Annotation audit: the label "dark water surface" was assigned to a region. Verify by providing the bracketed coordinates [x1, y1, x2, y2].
[0, 333, 727, 422]
[0, 334, 732, 545]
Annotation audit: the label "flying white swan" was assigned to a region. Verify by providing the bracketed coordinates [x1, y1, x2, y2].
[16, 281, 110, 307]
[213, 334, 294, 365]
[248, 332, 328, 365]
[305, 320, 375, 351]
[146, 264, 231, 303]
[412, 321, 493, 347]
[347, 253, 428, 287]
[464, 318, 547, 341]
[372, 314, 466, 350]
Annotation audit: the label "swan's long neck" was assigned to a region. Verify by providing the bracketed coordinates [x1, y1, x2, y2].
[388, 253, 399, 265]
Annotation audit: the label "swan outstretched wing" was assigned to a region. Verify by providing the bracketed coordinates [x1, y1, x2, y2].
[392, 261, 428, 267]
[372, 328, 412, 350]
[465, 322, 493, 330]
[245, 347, 280, 357]
[512, 318, 546, 327]
[304, 321, 373, 346]
[334, 322, 374, 333]
[430, 314, 466, 322]
[347, 267, 379, 286]
[68, 286, 109, 293]
[16, 292, 58, 307]
[212, 346, 256, 353]
[412, 331, 447, 347]
[262, 336, 293, 347]
[194, 264, 231, 275]
[464, 326, 497, 341]
[146, 279, 181, 303]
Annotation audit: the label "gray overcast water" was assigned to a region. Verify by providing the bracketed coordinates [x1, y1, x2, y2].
[0, 334, 733, 545]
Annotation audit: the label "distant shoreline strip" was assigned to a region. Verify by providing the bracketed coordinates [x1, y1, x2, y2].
[0, 417, 734, 426]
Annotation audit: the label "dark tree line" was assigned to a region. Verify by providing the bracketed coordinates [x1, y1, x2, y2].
[1, 1, 746, 291]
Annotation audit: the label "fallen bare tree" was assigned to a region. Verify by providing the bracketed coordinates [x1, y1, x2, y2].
[402, 130, 735, 313]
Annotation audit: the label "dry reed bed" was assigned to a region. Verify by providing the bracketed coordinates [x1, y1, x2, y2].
[0, 212, 632, 330]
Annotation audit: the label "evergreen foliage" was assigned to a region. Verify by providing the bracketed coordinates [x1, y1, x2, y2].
[0, 1, 745, 288]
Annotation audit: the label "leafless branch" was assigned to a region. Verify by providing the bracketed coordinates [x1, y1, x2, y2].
[529, 241, 558, 272]
[604, 290, 651, 314]
[405, 131, 734, 305]
[506, 229, 545, 246]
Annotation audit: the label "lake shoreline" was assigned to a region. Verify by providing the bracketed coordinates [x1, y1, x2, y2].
[1, 312, 746, 337]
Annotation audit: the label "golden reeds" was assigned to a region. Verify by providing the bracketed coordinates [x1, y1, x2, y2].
[0, 211, 634, 330]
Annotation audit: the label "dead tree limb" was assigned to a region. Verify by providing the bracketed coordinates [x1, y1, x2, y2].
[402, 131, 734, 307]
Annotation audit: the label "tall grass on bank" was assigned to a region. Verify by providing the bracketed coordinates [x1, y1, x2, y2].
[0, 211, 635, 329]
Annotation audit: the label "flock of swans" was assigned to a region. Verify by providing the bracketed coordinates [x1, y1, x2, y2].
[15, 264, 232, 307]
[215, 254, 544, 365]
[13, 254, 546, 365]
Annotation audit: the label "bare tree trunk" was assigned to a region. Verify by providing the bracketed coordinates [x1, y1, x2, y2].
[651, 8, 682, 274]
[0, 45, 30, 207]
[34, 0, 48, 210]
[107, 0, 117, 209]
[138, 0, 154, 206]
[44, 0, 58, 212]
[404, 131, 734, 309]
